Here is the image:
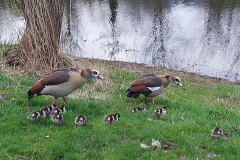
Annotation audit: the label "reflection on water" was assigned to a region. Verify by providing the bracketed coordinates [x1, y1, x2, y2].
[1, 0, 240, 82]
[0, 1, 24, 43]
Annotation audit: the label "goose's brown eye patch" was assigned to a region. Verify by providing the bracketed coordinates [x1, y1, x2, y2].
[175, 79, 179, 82]
[93, 71, 97, 75]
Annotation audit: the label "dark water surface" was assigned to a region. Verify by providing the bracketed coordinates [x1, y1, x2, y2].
[1, 0, 240, 82]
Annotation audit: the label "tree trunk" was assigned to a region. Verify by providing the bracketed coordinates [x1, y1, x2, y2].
[5, 0, 71, 75]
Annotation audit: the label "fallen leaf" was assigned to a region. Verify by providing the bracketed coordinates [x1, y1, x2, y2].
[205, 153, 220, 158]
[224, 134, 230, 140]
[152, 139, 161, 151]
[146, 118, 152, 122]
[180, 155, 186, 159]
[164, 142, 174, 150]
[140, 143, 150, 149]
[26, 107, 32, 112]
[0, 93, 7, 100]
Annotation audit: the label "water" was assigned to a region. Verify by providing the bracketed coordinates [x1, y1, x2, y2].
[1, 0, 240, 82]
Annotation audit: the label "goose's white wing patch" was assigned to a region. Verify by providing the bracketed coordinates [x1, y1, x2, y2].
[147, 87, 160, 91]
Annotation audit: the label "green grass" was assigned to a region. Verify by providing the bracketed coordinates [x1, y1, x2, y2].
[0, 44, 10, 57]
[1, 64, 240, 159]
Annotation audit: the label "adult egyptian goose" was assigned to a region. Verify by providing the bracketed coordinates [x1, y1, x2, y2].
[153, 107, 166, 119]
[28, 68, 104, 106]
[75, 114, 87, 126]
[126, 74, 182, 104]
[103, 113, 120, 126]
[211, 127, 223, 140]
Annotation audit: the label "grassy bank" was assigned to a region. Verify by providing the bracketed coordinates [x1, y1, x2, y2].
[0, 58, 240, 159]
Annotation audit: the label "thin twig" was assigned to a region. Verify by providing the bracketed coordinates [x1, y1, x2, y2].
[4, 154, 12, 160]
[165, 90, 191, 102]
[84, 132, 94, 150]
[14, 81, 21, 90]
[15, 154, 32, 159]
[187, 140, 196, 148]
[123, 122, 127, 140]
[159, 132, 165, 139]
[31, 147, 36, 160]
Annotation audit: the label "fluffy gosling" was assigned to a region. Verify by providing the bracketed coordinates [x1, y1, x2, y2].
[211, 127, 223, 140]
[51, 113, 64, 125]
[27, 110, 45, 122]
[129, 107, 147, 113]
[75, 115, 87, 126]
[153, 107, 166, 119]
[103, 113, 120, 126]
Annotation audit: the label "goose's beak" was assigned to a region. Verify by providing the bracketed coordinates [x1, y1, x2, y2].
[98, 74, 105, 80]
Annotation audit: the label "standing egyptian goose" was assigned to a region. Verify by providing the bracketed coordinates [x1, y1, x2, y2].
[211, 127, 223, 140]
[75, 114, 87, 126]
[28, 68, 104, 106]
[126, 74, 182, 104]
[153, 107, 166, 119]
[103, 113, 120, 126]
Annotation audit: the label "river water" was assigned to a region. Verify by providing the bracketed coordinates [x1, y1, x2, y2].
[0, 0, 240, 82]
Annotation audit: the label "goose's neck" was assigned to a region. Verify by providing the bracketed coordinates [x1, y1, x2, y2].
[159, 75, 171, 88]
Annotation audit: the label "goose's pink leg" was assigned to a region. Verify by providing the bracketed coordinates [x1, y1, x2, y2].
[62, 97, 68, 105]
[54, 99, 59, 107]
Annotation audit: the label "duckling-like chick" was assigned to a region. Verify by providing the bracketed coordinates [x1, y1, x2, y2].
[129, 107, 147, 113]
[41, 104, 57, 117]
[153, 107, 166, 119]
[103, 113, 120, 126]
[50, 108, 63, 117]
[51, 113, 64, 125]
[50, 105, 66, 117]
[27, 110, 44, 122]
[75, 115, 87, 126]
[40, 105, 51, 118]
[211, 127, 223, 140]
[59, 105, 66, 114]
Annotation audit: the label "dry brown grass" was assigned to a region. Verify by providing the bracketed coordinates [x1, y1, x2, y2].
[3, 0, 72, 76]
[1, 50, 235, 84]
[69, 80, 110, 102]
[85, 58, 234, 84]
